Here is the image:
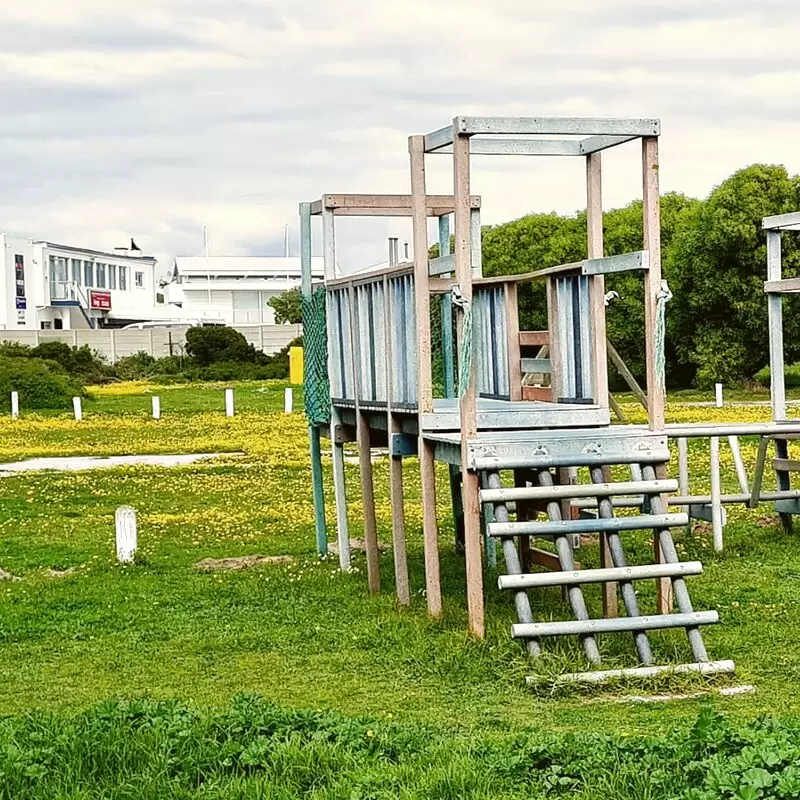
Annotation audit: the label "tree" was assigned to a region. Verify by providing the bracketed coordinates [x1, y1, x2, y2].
[185, 326, 258, 366]
[666, 164, 800, 386]
[268, 288, 302, 325]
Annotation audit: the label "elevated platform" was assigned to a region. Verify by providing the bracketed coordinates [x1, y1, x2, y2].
[423, 425, 668, 470]
[333, 397, 609, 434]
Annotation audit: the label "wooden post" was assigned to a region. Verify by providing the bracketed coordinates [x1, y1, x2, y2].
[225, 388, 234, 417]
[73, 397, 83, 421]
[586, 152, 608, 408]
[349, 284, 380, 595]
[300, 200, 327, 556]
[505, 282, 522, 401]
[385, 275, 410, 607]
[546, 278, 561, 398]
[586, 151, 616, 616]
[409, 134, 441, 618]
[10, 391, 19, 420]
[453, 123, 485, 639]
[642, 136, 664, 432]
[152, 396, 161, 419]
[115, 506, 137, 563]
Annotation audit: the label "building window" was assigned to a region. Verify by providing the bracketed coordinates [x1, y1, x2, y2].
[84, 261, 94, 287]
[119, 265, 127, 290]
[71, 259, 82, 285]
[14, 255, 25, 298]
[54, 318, 63, 330]
[135, 271, 144, 288]
[96, 263, 107, 289]
[41, 321, 52, 330]
[109, 264, 117, 290]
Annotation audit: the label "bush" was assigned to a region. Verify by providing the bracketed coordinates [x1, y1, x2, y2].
[754, 363, 800, 388]
[26, 342, 110, 384]
[0, 356, 86, 411]
[185, 326, 258, 366]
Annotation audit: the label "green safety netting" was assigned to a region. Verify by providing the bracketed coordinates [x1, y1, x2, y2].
[301, 286, 331, 425]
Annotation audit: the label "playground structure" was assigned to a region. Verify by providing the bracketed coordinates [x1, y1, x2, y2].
[299, 116, 800, 683]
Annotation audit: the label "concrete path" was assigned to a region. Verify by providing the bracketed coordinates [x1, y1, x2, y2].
[0, 453, 240, 476]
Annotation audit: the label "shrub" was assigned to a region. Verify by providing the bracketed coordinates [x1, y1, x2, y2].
[0, 356, 86, 411]
[185, 326, 258, 366]
[114, 352, 159, 381]
[754, 363, 800, 388]
[28, 342, 110, 384]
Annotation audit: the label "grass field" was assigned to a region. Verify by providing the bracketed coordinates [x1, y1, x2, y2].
[3, 380, 800, 797]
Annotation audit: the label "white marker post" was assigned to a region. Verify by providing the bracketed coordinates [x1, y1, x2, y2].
[115, 506, 137, 564]
[715, 383, 723, 408]
[10, 391, 19, 420]
[284, 387, 293, 414]
[225, 388, 235, 417]
[73, 397, 83, 421]
[152, 396, 161, 420]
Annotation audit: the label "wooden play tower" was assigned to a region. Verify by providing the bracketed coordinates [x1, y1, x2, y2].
[300, 116, 739, 683]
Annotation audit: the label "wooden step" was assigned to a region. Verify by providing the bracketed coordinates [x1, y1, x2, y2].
[526, 659, 736, 685]
[488, 512, 688, 538]
[498, 561, 703, 590]
[480, 479, 677, 505]
[512, 610, 718, 639]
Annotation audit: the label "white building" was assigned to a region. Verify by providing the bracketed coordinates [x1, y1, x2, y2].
[170, 256, 324, 324]
[1, 234, 169, 330]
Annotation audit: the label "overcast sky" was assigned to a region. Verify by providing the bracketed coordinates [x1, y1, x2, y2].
[2, 0, 800, 276]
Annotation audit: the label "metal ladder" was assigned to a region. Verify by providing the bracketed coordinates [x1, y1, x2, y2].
[480, 462, 735, 684]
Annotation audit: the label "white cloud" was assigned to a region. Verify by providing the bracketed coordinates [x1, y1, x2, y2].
[0, 0, 799, 273]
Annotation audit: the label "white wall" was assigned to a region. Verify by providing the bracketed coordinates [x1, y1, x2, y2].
[1, 235, 36, 330]
[0, 323, 302, 363]
[182, 288, 283, 325]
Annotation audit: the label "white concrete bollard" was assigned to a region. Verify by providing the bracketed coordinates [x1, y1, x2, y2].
[152, 396, 161, 420]
[73, 397, 83, 421]
[225, 388, 234, 417]
[10, 391, 19, 420]
[715, 383, 723, 408]
[284, 387, 293, 414]
[115, 506, 137, 564]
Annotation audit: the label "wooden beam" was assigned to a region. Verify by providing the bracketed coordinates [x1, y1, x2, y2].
[409, 135, 441, 619]
[505, 283, 522, 401]
[311, 193, 481, 217]
[519, 331, 549, 347]
[587, 151, 608, 409]
[642, 136, 664, 431]
[454, 126, 485, 640]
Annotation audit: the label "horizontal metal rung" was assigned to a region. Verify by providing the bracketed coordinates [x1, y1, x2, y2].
[480, 479, 678, 505]
[489, 512, 688, 538]
[773, 458, 800, 472]
[512, 611, 718, 639]
[526, 659, 736, 685]
[498, 561, 703, 590]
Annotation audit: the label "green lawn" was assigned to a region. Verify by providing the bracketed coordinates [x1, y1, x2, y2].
[2, 381, 800, 797]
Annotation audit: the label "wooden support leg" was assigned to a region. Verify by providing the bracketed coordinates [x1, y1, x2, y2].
[462, 468, 485, 638]
[420, 438, 442, 618]
[600, 464, 618, 618]
[775, 438, 794, 534]
[450, 467, 464, 554]
[356, 411, 380, 595]
[389, 415, 409, 606]
[308, 424, 327, 556]
[654, 463, 674, 614]
[330, 411, 350, 571]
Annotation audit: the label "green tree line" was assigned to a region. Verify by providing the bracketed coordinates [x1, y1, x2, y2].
[480, 163, 800, 389]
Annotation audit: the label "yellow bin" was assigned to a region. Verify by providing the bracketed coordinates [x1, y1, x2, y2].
[289, 346, 304, 385]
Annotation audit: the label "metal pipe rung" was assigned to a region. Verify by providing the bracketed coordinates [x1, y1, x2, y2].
[498, 561, 703, 590]
[489, 512, 688, 538]
[527, 659, 736, 685]
[480, 479, 678, 505]
[512, 610, 719, 639]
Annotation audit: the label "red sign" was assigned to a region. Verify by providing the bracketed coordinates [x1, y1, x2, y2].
[89, 290, 112, 310]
